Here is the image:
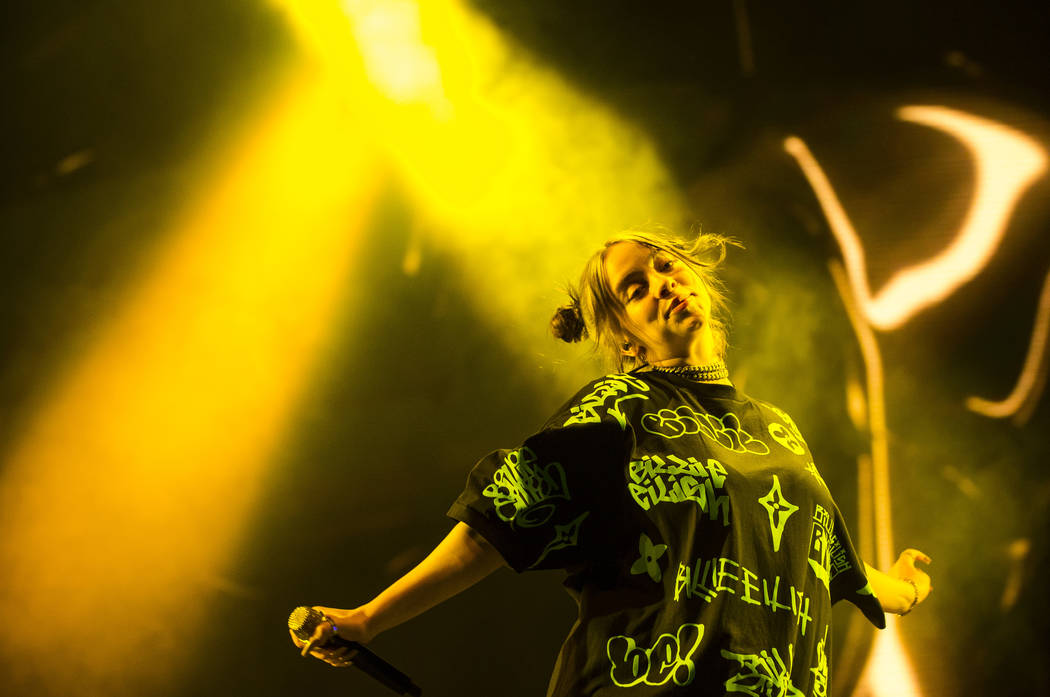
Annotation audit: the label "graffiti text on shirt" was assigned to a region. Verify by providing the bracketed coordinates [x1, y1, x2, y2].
[606, 622, 704, 688]
[721, 643, 804, 697]
[766, 404, 808, 455]
[767, 404, 805, 442]
[674, 555, 813, 636]
[564, 373, 650, 430]
[808, 504, 832, 591]
[767, 422, 806, 455]
[482, 447, 569, 528]
[811, 626, 829, 697]
[627, 454, 730, 526]
[641, 406, 770, 454]
[829, 533, 853, 580]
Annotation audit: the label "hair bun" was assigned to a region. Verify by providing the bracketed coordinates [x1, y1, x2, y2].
[551, 302, 587, 343]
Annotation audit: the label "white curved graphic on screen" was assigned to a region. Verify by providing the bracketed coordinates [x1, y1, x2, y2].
[966, 267, 1050, 423]
[785, 106, 1046, 331]
[788, 108, 1047, 697]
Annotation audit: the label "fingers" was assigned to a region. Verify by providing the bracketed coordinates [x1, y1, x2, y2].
[896, 550, 934, 604]
[289, 613, 354, 667]
[295, 632, 354, 667]
[901, 549, 932, 566]
[315, 646, 355, 667]
[290, 609, 334, 658]
[290, 605, 362, 667]
[301, 621, 330, 657]
[311, 644, 358, 668]
[298, 607, 337, 657]
[327, 648, 357, 667]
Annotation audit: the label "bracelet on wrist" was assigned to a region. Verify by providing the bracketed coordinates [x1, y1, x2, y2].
[319, 611, 340, 635]
[900, 578, 919, 615]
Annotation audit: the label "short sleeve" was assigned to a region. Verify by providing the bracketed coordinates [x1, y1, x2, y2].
[447, 374, 649, 572]
[828, 502, 886, 629]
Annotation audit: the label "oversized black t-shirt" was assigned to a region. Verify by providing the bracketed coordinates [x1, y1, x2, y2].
[447, 370, 884, 696]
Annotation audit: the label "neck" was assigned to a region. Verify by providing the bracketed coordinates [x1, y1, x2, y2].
[645, 332, 731, 385]
[648, 328, 719, 368]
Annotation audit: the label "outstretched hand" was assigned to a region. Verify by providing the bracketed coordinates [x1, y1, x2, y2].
[889, 549, 933, 607]
[289, 605, 373, 668]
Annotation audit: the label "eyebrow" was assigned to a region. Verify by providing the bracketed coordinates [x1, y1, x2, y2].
[612, 247, 658, 299]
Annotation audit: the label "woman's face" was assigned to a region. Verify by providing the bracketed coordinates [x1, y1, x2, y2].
[603, 241, 714, 364]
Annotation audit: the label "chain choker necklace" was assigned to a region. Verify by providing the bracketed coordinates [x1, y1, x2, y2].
[648, 360, 729, 383]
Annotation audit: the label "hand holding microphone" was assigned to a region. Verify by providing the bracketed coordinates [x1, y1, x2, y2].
[288, 605, 422, 696]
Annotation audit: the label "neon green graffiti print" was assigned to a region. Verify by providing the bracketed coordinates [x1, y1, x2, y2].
[721, 644, 804, 697]
[563, 374, 650, 429]
[482, 447, 569, 528]
[759, 475, 798, 552]
[606, 623, 704, 688]
[807, 504, 832, 591]
[531, 511, 590, 568]
[767, 405, 807, 443]
[856, 580, 877, 598]
[627, 454, 730, 525]
[673, 555, 813, 636]
[641, 406, 770, 454]
[630, 532, 668, 582]
[829, 534, 853, 580]
[811, 627, 829, 697]
[767, 422, 805, 455]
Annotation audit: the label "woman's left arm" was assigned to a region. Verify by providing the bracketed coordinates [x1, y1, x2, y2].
[864, 549, 933, 615]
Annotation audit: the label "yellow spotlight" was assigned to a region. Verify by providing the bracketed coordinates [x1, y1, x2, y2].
[857, 617, 923, 697]
[0, 67, 379, 695]
[277, 0, 685, 392]
[343, 0, 447, 107]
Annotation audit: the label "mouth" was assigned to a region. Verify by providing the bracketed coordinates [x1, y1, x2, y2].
[665, 296, 690, 319]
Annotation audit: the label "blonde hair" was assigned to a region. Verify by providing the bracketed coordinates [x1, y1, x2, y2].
[551, 227, 738, 372]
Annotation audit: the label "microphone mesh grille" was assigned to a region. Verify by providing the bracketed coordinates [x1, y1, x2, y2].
[287, 606, 320, 640]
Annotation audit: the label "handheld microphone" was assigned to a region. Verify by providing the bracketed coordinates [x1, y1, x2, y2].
[288, 606, 422, 696]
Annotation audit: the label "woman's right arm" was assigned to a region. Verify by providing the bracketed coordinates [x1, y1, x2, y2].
[290, 522, 506, 665]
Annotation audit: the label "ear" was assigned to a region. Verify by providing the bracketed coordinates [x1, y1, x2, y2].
[620, 338, 640, 358]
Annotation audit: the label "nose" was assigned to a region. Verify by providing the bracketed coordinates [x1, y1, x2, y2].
[657, 276, 675, 298]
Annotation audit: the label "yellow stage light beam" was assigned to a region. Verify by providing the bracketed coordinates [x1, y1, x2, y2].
[342, 0, 448, 108]
[785, 107, 1046, 331]
[277, 0, 685, 392]
[0, 67, 379, 696]
[856, 616, 923, 697]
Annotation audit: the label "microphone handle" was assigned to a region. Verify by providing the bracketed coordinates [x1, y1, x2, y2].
[322, 634, 422, 697]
